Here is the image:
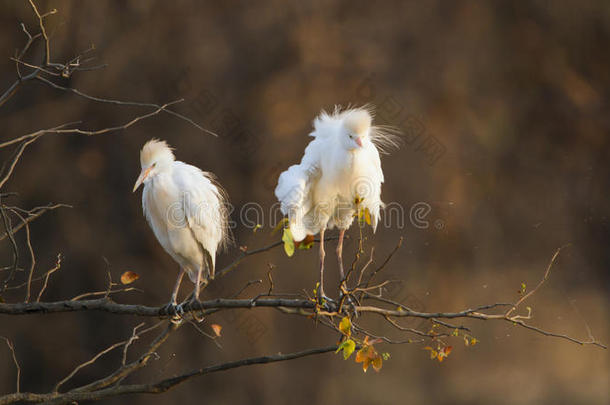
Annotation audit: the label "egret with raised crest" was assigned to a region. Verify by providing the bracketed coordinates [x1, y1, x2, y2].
[275, 107, 398, 301]
[133, 139, 229, 313]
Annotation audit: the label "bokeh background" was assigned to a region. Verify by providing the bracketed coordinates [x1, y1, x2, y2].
[1, 1, 608, 404]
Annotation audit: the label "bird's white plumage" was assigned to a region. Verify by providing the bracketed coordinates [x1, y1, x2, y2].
[136, 140, 229, 287]
[275, 107, 396, 241]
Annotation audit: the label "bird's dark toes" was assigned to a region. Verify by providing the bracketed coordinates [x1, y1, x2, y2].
[162, 302, 183, 316]
[187, 298, 205, 322]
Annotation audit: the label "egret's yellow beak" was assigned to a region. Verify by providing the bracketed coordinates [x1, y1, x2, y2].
[132, 166, 153, 192]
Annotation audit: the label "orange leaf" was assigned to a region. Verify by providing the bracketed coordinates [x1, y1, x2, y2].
[295, 234, 315, 249]
[211, 324, 222, 337]
[355, 346, 370, 363]
[437, 346, 453, 363]
[362, 357, 372, 372]
[120, 271, 139, 285]
[372, 355, 383, 372]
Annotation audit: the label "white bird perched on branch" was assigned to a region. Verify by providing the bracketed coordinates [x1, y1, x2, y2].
[133, 139, 229, 313]
[275, 106, 398, 301]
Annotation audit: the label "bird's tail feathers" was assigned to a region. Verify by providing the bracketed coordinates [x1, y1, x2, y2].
[203, 171, 233, 251]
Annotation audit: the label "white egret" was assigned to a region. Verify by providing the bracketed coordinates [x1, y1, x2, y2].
[133, 139, 229, 312]
[275, 107, 398, 300]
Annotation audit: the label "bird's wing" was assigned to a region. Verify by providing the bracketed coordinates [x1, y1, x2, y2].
[275, 138, 323, 241]
[360, 141, 385, 232]
[142, 184, 170, 248]
[172, 161, 229, 275]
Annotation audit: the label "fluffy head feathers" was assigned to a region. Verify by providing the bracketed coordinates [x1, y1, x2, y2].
[312, 106, 401, 154]
[343, 109, 372, 135]
[140, 139, 175, 168]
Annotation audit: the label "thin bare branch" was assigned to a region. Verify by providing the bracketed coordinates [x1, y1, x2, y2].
[0, 205, 19, 291]
[27, 0, 53, 66]
[9, 211, 36, 302]
[0, 135, 42, 189]
[0, 204, 71, 242]
[34, 76, 216, 136]
[1, 336, 20, 393]
[506, 245, 568, 317]
[36, 253, 61, 302]
[215, 236, 340, 279]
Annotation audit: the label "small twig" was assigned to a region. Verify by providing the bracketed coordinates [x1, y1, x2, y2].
[1, 336, 20, 393]
[361, 237, 403, 289]
[383, 316, 437, 338]
[431, 318, 470, 332]
[10, 57, 59, 76]
[186, 319, 222, 349]
[229, 279, 262, 299]
[69, 287, 143, 301]
[0, 204, 19, 292]
[103, 258, 113, 299]
[34, 76, 215, 136]
[7, 210, 36, 302]
[0, 204, 71, 242]
[36, 253, 62, 302]
[121, 323, 146, 366]
[215, 236, 340, 279]
[506, 245, 568, 317]
[266, 264, 275, 295]
[27, 0, 53, 66]
[55, 341, 127, 393]
[354, 247, 374, 287]
[0, 135, 43, 189]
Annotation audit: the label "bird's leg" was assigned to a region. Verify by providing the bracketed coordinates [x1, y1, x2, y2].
[171, 268, 185, 305]
[336, 229, 346, 280]
[318, 228, 326, 303]
[336, 229, 357, 314]
[163, 268, 185, 318]
[189, 265, 208, 322]
[193, 265, 202, 302]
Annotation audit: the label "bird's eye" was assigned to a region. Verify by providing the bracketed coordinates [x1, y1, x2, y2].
[153, 162, 157, 167]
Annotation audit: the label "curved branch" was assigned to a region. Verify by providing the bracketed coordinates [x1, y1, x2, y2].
[0, 345, 338, 405]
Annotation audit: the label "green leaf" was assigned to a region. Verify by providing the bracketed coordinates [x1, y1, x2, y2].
[336, 339, 356, 360]
[272, 218, 289, 235]
[339, 316, 352, 336]
[364, 208, 371, 226]
[382, 352, 391, 361]
[282, 228, 295, 257]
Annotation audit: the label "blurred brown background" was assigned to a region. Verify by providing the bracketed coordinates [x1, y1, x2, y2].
[1, 1, 608, 404]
